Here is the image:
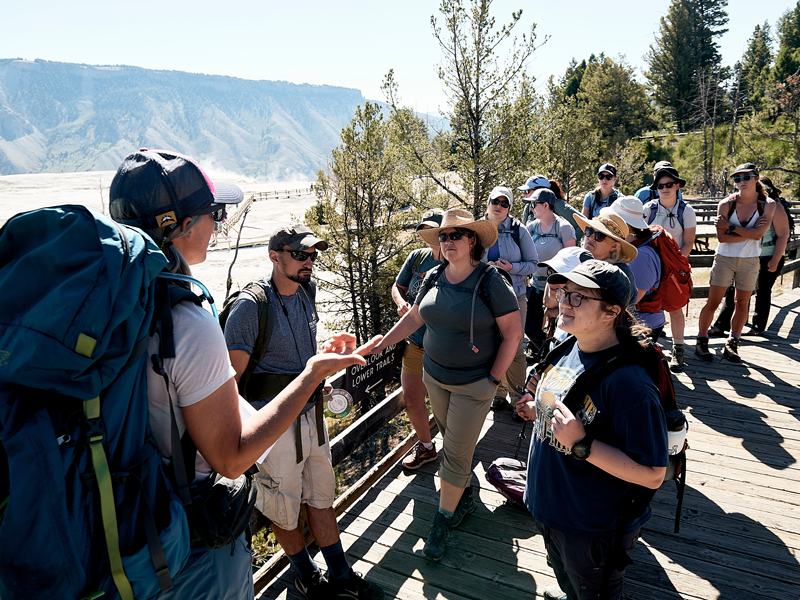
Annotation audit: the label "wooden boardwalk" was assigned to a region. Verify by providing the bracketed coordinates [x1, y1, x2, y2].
[259, 288, 800, 600]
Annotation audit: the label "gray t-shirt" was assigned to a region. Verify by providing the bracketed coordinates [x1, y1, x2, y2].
[526, 216, 577, 281]
[224, 278, 318, 411]
[395, 248, 441, 346]
[415, 265, 519, 385]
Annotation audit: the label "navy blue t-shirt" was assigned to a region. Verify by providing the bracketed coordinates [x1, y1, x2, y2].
[524, 341, 668, 537]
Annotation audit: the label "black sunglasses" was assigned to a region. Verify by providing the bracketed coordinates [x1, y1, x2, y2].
[733, 174, 756, 183]
[583, 226, 608, 243]
[656, 181, 676, 190]
[438, 231, 473, 242]
[489, 198, 510, 208]
[597, 173, 615, 181]
[195, 203, 227, 223]
[275, 248, 319, 262]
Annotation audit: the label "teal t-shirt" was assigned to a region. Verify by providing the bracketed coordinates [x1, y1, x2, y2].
[415, 265, 518, 385]
[395, 248, 441, 346]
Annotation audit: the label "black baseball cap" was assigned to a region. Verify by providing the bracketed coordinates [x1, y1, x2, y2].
[731, 162, 759, 177]
[269, 224, 329, 251]
[110, 149, 243, 231]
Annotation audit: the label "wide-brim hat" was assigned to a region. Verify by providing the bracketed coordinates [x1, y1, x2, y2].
[611, 196, 649, 230]
[417, 208, 498, 249]
[574, 208, 638, 263]
[650, 167, 686, 190]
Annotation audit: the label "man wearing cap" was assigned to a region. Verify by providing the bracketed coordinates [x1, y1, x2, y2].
[696, 163, 776, 363]
[519, 174, 584, 242]
[634, 161, 685, 204]
[391, 210, 443, 469]
[583, 164, 622, 219]
[225, 225, 384, 600]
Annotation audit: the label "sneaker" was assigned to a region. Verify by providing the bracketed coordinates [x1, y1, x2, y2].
[402, 441, 437, 470]
[695, 339, 713, 362]
[669, 345, 685, 372]
[743, 327, 765, 337]
[491, 396, 509, 411]
[422, 512, 451, 561]
[723, 337, 742, 363]
[328, 570, 385, 600]
[450, 486, 477, 528]
[295, 570, 329, 600]
[543, 584, 568, 600]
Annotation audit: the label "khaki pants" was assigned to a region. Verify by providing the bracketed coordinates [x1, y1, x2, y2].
[422, 371, 495, 488]
[496, 294, 527, 402]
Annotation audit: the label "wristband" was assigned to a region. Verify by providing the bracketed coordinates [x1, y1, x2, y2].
[487, 374, 501, 386]
[726, 224, 736, 234]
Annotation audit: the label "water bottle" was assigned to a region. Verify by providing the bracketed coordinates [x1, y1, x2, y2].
[665, 409, 687, 456]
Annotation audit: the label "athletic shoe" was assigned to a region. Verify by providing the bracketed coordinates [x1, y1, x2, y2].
[295, 570, 329, 600]
[743, 328, 766, 337]
[723, 337, 742, 363]
[543, 584, 568, 600]
[328, 570, 385, 600]
[450, 486, 477, 528]
[669, 345, 685, 372]
[402, 441, 437, 470]
[491, 396, 509, 411]
[423, 512, 452, 561]
[695, 339, 713, 362]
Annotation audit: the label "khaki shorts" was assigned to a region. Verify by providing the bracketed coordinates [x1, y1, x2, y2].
[710, 254, 760, 291]
[402, 340, 424, 377]
[253, 409, 334, 531]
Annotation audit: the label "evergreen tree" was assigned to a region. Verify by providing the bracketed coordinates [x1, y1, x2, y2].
[773, 2, 800, 84]
[739, 23, 773, 111]
[562, 58, 588, 97]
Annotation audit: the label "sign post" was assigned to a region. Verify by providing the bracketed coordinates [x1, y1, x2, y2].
[344, 342, 403, 406]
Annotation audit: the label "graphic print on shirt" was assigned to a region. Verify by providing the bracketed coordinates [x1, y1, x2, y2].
[534, 363, 598, 454]
[409, 268, 431, 300]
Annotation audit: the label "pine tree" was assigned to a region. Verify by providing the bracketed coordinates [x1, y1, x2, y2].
[739, 23, 773, 111]
[773, 2, 800, 84]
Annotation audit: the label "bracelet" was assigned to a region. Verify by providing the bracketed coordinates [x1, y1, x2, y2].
[487, 374, 501, 386]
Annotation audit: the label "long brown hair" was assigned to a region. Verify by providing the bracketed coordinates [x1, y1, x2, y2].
[549, 180, 565, 200]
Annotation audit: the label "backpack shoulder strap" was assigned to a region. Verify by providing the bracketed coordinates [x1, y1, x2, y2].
[727, 195, 738, 219]
[412, 248, 433, 274]
[239, 281, 273, 395]
[676, 199, 687, 229]
[646, 199, 659, 225]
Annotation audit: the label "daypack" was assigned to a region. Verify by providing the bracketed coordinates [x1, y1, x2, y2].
[632, 226, 693, 313]
[0, 206, 190, 600]
[590, 189, 620, 216]
[763, 197, 795, 246]
[487, 217, 523, 262]
[486, 420, 530, 510]
[646, 198, 688, 230]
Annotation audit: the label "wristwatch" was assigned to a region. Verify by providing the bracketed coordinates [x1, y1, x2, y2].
[572, 435, 594, 460]
[487, 374, 501, 387]
[726, 224, 736, 234]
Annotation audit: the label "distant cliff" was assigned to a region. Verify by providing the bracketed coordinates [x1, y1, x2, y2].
[0, 59, 366, 179]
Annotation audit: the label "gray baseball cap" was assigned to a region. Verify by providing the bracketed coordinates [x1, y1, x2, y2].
[416, 209, 444, 231]
[548, 259, 631, 307]
[269, 224, 329, 251]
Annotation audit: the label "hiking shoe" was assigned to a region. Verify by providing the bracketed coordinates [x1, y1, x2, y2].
[295, 570, 329, 600]
[423, 512, 452, 561]
[328, 570, 385, 600]
[491, 396, 509, 411]
[543, 584, 568, 600]
[695, 339, 713, 362]
[669, 345, 685, 372]
[402, 441, 437, 470]
[450, 486, 477, 528]
[723, 337, 742, 363]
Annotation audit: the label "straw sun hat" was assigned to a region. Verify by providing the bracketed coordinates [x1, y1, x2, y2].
[573, 207, 638, 263]
[417, 208, 498, 249]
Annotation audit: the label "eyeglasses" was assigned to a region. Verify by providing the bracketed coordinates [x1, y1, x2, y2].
[275, 249, 319, 262]
[438, 231, 473, 242]
[556, 288, 603, 308]
[195, 204, 227, 223]
[733, 174, 756, 183]
[597, 174, 615, 181]
[583, 227, 608, 243]
[489, 198, 510, 208]
[656, 181, 676, 190]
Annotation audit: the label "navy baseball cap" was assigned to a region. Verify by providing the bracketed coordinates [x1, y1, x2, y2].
[110, 149, 243, 231]
[548, 259, 631, 308]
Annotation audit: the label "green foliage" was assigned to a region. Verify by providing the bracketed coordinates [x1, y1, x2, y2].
[774, 2, 800, 84]
[739, 23, 774, 111]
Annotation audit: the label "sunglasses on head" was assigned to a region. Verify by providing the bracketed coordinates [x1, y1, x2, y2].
[656, 181, 676, 190]
[195, 204, 227, 223]
[584, 226, 608, 243]
[733, 174, 756, 183]
[438, 230, 473, 242]
[597, 173, 614, 181]
[275, 248, 319, 262]
[489, 198, 510, 208]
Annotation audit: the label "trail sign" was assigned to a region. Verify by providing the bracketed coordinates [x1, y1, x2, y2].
[344, 342, 403, 406]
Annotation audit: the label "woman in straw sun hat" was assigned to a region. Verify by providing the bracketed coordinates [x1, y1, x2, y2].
[371, 208, 522, 562]
[573, 207, 638, 307]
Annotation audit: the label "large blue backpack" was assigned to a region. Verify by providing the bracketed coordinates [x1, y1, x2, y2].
[0, 206, 190, 600]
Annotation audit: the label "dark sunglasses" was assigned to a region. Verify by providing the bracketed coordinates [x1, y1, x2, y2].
[597, 173, 615, 181]
[733, 174, 756, 183]
[656, 181, 676, 190]
[583, 226, 608, 243]
[556, 288, 603, 308]
[275, 248, 319, 262]
[438, 231, 473, 242]
[195, 204, 227, 223]
[489, 198, 510, 208]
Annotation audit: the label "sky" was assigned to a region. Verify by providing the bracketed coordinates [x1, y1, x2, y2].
[0, 0, 795, 115]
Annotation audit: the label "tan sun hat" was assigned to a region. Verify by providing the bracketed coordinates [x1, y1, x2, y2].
[574, 207, 638, 263]
[417, 208, 498, 249]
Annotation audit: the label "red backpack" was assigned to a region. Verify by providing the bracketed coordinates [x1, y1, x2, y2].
[632, 225, 693, 313]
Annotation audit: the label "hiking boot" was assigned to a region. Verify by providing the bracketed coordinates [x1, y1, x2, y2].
[402, 441, 438, 470]
[328, 570, 385, 600]
[450, 486, 477, 528]
[295, 570, 329, 600]
[695, 339, 713, 362]
[723, 337, 742, 363]
[543, 584, 568, 600]
[669, 345, 685, 372]
[491, 396, 509, 411]
[423, 512, 452, 561]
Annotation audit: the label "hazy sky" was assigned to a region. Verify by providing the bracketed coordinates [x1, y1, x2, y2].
[1, 0, 794, 114]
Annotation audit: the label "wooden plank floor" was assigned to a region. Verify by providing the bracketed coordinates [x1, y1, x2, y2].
[258, 288, 800, 600]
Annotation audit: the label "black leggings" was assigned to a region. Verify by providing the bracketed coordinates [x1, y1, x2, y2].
[714, 254, 784, 332]
[525, 288, 547, 344]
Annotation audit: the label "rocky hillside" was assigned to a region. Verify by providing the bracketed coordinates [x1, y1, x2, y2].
[0, 59, 366, 179]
